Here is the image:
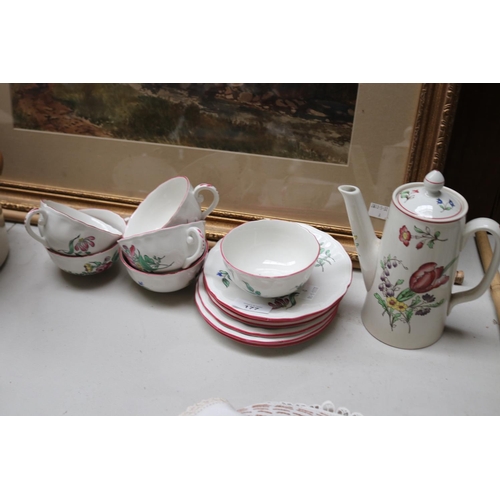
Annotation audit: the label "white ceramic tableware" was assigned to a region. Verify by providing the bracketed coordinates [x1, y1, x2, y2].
[25, 200, 122, 254]
[81, 208, 127, 234]
[339, 169, 500, 349]
[120, 242, 208, 293]
[204, 224, 352, 324]
[220, 219, 320, 298]
[124, 176, 219, 237]
[46, 243, 119, 275]
[197, 274, 338, 338]
[203, 278, 340, 329]
[119, 221, 206, 273]
[195, 280, 338, 347]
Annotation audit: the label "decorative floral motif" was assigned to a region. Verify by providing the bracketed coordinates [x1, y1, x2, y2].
[216, 270, 299, 310]
[268, 292, 300, 310]
[60, 235, 96, 256]
[399, 226, 411, 247]
[80, 251, 118, 275]
[409, 262, 450, 294]
[413, 225, 448, 249]
[374, 255, 457, 332]
[437, 198, 455, 211]
[398, 225, 448, 249]
[400, 189, 419, 202]
[122, 245, 174, 273]
[315, 242, 335, 271]
[242, 281, 262, 296]
[217, 270, 232, 288]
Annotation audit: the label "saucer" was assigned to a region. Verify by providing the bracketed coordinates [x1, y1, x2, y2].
[195, 280, 338, 347]
[203, 224, 352, 325]
[197, 274, 338, 338]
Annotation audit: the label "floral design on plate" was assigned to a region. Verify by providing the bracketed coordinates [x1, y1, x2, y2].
[121, 244, 174, 273]
[374, 255, 457, 332]
[315, 241, 335, 271]
[216, 269, 300, 309]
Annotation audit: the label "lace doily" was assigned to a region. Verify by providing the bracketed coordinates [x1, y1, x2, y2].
[238, 401, 362, 416]
[181, 398, 362, 416]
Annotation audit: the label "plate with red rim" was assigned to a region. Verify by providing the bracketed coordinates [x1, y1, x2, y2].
[203, 224, 352, 324]
[197, 274, 339, 338]
[204, 273, 344, 328]
[195, 281, 338, 347]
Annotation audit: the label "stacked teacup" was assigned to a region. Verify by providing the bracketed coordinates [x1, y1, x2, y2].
[24, 201, 125, 275]
[118, 176, 219, 293]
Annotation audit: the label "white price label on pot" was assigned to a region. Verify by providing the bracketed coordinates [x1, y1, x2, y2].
[368, 202, 389, 220]
[232, 298, 273, 314]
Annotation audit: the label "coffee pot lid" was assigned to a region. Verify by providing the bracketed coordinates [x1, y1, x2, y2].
[394, 170, 466, 221]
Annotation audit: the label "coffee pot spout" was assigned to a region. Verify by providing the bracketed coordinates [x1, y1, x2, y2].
[338, 185, 380, 291]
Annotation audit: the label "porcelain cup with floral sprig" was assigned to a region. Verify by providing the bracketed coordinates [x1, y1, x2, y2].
[120, 242, 208, 293]
[46, 242, 120, 276]
[123, 176, 219, 238]
[119, 220, 206, 273]
[220, 219, 320, 298]
[25, 200, 123, 255]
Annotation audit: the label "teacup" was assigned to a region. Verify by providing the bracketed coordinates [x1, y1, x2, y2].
[124, 176, 219, 237]
[119, 221, 206, 273]
[120, 243, 208, 293]
[46, 242, 120, 276]
[25, 200, 123, 255]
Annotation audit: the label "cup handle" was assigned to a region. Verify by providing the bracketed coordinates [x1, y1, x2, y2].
[24, 208, 48, 247]
[183, 227, 206, 268]
[448, 217, 500, 313]
[193, 183, 219, 220]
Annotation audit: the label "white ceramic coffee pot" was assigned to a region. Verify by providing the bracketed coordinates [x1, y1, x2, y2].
[339, 170, 500, 349]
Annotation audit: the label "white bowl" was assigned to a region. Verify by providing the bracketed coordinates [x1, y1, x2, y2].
[120, 243, 208, 293]
[220, 219, 320, 298]
[46, 243, 120, 276]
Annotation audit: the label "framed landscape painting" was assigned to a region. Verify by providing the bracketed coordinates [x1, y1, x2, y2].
[0, 83, 459, 260]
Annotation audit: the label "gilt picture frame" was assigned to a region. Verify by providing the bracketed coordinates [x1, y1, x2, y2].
[0, 83, 460, 262]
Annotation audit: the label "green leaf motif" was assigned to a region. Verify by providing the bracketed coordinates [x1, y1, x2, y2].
[374, 293, 389, 314]
[396, 288, 417, 302]
[427, 299, 445, 308]
[409, 296, 421, 308]
[413, 226, 424, 234]
[244, 281, 261, 296]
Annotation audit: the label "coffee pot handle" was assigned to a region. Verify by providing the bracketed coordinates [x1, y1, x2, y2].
[24, 208, 49, 247]
[193, 184, 220, 219]
[448, 217, 500, 313]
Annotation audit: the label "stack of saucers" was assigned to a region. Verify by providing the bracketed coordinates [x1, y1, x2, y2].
[196, 221, 353, 347]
